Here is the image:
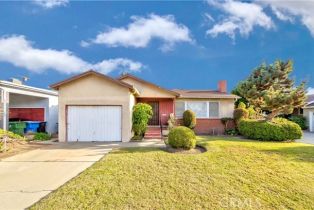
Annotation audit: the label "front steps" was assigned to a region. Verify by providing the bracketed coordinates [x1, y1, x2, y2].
[144, 126, 162, 139]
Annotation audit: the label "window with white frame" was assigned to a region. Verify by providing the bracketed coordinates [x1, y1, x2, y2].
[175, 101, 220, 118]
[186, 101, 208, 118]
[208, 102, 219, 118]
[175, 101, 185, 118]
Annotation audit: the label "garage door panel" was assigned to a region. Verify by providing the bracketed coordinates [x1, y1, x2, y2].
[67, 106, 121, 142]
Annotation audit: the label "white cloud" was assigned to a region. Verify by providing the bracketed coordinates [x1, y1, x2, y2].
[259, 0, 314, 36]
[207, 0, 274, 39]
[82, 14, 192, 51]
[307, 87, 314, 95]
[33, 0, 68, 9]
[0, 35, 144, 74]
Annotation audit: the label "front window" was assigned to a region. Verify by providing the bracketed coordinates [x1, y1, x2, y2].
[175, 101, 220, 118]
[186, 101, 208, 118]
[208, 102, 219, 118]
[175, 101, 185, 118]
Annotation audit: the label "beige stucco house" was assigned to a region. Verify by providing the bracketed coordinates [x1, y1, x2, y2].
[303, 94, 314, 132]
[51, 70, 239, 142]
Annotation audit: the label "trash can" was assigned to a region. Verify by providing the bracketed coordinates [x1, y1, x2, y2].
[9, 121, 26, 135]
[24, 121, 41, 133]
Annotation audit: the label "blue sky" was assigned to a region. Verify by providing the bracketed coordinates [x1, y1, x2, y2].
[0, 0, 313, 93]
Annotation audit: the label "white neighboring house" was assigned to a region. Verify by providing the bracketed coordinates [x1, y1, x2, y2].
[0, 79, 58, 134]
[303, 94, 314, 132]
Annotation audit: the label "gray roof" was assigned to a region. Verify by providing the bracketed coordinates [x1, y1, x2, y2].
[304, 94, 314, 108]
[307, 94, 314, 103]
[172, 89, 239, 99]
[307, 102, 314, 107]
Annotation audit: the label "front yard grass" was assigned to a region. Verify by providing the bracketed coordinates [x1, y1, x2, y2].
[31, 136, 314, 209]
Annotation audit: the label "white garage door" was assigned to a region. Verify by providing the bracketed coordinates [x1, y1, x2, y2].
[67, 106, 122, 142]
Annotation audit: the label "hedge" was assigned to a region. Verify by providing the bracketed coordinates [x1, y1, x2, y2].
[288, 115, 308, 130]
[238, 118, 302, 141]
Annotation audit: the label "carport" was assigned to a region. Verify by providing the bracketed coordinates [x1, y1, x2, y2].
[0, 79, 58, 134]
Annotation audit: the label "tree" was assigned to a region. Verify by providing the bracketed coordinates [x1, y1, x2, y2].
[235, 60, 306, 121]
[231, 88, 249, 108]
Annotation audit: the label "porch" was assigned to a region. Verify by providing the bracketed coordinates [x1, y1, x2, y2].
[136, 98, 174, 139]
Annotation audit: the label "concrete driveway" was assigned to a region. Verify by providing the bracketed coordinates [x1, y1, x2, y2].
[0, 142, 113, 210]
[297, 131, 314, 145]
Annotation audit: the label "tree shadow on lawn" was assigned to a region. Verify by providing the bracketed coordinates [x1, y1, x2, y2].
[260, 145, 314, 163]
[198, 136, 314, 163]
[112, 137, 314, 163]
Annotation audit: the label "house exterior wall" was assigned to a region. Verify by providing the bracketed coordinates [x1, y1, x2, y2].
[0, 85, 58, 134]
[0, 89, 9, 130]
[304, 108, 314, 132]
[120, 77, 176, 98]
[137, 98, 174, 125]
[175, 98, 235, 135]
[57, 74, 133, 142]
[9, 94, 58, 134]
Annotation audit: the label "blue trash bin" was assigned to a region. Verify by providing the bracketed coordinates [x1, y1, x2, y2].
[24, 121, 41, 133]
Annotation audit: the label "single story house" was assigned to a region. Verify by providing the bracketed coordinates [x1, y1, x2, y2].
[303, 94, 314, 132]
[0, 79, 58, 134]
[51, 70, 239, 142]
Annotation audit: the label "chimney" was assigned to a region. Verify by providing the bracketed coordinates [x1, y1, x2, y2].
[218, 80, 227, 93]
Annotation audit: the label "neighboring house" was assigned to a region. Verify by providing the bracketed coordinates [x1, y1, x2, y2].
[303, 94, 314, 132]
[51, 70, 238, 142]
[0, 79, 58, 134]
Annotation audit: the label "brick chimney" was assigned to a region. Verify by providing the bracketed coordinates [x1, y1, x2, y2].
[218, 80, 227, 93]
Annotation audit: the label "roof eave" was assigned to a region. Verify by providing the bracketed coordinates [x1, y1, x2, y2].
[50, 70, 134, 91]
[118, 74, 180, 97]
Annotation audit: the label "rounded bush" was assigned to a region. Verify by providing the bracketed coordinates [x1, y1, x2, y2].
[168, 126, 196, 150]
[183, 110, 196, 129]
[233, 108, 249, 123]
[238, 118, 302, 141]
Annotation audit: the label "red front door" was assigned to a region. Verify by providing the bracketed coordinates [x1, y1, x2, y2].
[147, 102, 159, 125]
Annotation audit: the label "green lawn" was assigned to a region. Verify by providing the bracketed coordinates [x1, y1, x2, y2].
[31, 137, 314, 209]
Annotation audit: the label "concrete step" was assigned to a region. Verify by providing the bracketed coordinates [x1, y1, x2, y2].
[145, 136, 162, 139]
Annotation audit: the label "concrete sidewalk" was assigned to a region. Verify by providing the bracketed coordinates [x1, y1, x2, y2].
[0, 140, 164, 210]
[296, 132, 314, 145]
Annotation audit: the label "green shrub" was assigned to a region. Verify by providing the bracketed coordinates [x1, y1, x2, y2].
[237, 102, 247, 109]
[233, 108, 249, 123]
[0, 129, 24, 140]
[183, 110, 196, 129]
[238, 118, 302, 141]
[288, 115, 308, 130]
[34, 132, 51, 141]
[168, 126, 196, 150]
[247, 105, 257, 119]
[225, 129, 239, 136]
[132, 103, 153, 137]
